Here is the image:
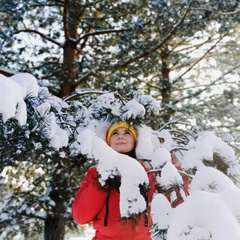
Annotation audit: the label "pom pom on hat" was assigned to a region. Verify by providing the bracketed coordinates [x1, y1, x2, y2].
[106, 121, 137, 145]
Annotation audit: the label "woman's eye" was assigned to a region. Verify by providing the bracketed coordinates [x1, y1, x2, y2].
[125, 131, 131, 135]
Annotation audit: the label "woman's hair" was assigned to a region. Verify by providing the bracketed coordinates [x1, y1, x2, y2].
[124, 149, 136, 159]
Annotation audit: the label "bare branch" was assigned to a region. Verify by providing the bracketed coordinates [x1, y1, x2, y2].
[175, 34, 227, 82]
[172, 63, 240, 105]
[13, 29, 63, 47]
[111, 0, 194, 68]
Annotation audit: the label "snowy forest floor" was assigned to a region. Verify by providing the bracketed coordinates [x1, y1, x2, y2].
[66, 225, 95, 240]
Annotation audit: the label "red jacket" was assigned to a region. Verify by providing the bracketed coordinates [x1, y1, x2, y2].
[72, 160, 189, 240]
[72, 161, 156, 240]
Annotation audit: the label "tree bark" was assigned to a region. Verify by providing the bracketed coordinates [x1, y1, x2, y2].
[44, 215, 65, 240]
[59, 1, 80, 97]
[160, 46, 173, 122]
[44, 156, 68, 240]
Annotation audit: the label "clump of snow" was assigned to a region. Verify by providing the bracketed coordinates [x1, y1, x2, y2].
[36, 102, 51, 120]
[218, 189, 240, 222]
[50, 123, 69, 150]
[153, 129, 177, 151]
[0, 73, 69, 150]
[167, 191, 240, 240]
[135, 125, 155, 160]
[151, 148, 172, 169]
[10, 73, 39, 98]
[36, 102, 68, 150]
[133, 93, 160, 114]
[191, 166, 238, 193]
[95, 120, 113, 142]
[159, 161, 183, 188]
[150, 147, 186, 204]
[89, 91, 160, 123]
[181, 131, 240, 177]
[151, 193, 172, 230]
[0, 74, 27, 125]
[89, 92, 121, 119]
[0, 73, 40, 125]
[121, 99, 145, 120]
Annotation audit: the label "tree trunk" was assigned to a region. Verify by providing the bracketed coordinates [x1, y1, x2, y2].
[44, 156, 68, 240]
[160, 46, 173, 122]
[44, 215, 65, 240]
[59, 2, 81, 97]
[43, 180, 66, 240]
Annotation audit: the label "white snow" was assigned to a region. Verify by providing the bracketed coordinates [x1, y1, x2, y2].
[135, 125, 155, 159]
[167, 191, 240, 240]
[0, 74, 27, 125]
[151, 147, 172, 169]
[10, 72, 39, 98]
[0, 73, 69, 150]
[121, 98, 146, 120]
[1, 73, 240, 239]
[151, 193, 173, 230]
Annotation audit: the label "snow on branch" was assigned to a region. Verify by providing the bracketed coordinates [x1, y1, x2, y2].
[88, 91, 160, 124]
[167, 190, 240, 240]
[0, 73, 69, 151]
[181, 131, 240, 177]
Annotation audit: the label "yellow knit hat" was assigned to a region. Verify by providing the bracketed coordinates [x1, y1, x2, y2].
[106, 121, 137, 145]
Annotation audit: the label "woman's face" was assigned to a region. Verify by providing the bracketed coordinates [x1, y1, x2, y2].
[109, 127, 135, 153]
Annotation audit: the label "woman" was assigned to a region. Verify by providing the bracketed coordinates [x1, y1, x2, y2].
[72, 121, 188, 239]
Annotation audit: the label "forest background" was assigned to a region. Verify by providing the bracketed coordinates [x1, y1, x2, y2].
[0, 0, 240, 239]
